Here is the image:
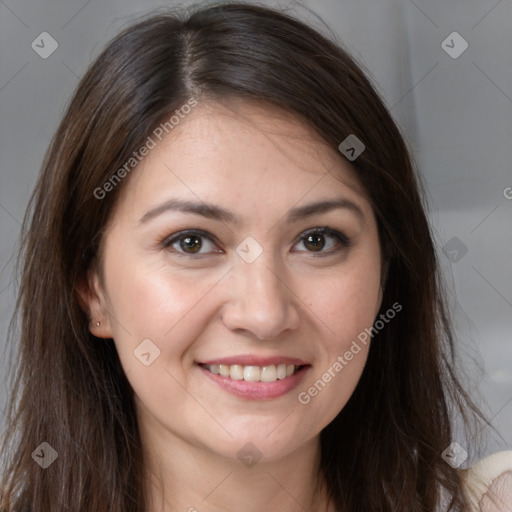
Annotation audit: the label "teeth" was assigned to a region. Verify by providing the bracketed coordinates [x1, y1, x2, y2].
[276, 363, 287, 379]
[230, 364, 244, 380]
[243, 366, 261, 382]
[260, 365, 276, 382]
[205, 363, 300, 382]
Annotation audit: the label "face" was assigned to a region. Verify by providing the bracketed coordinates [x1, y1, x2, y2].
[84, 98, 383, 465]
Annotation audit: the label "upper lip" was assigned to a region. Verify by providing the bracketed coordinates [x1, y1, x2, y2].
[199, 355, 309, 366]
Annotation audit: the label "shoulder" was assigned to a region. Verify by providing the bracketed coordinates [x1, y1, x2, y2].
[460, 450, 512, 511]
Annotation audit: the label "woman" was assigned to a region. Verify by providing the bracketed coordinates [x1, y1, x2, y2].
[1, 3, 510, 511]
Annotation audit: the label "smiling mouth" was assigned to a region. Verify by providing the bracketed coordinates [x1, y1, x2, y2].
[200, 363, 306, 383]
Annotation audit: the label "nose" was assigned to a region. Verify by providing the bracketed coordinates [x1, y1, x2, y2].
[221, 252, 301, 340]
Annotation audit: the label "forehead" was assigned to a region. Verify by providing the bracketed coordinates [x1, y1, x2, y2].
[113, 98, 370, 222]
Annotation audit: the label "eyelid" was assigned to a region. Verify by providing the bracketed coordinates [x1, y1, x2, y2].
[161, 229, 222, 255]
[161, 226, 351, 256]
[296, 226, 351, 248]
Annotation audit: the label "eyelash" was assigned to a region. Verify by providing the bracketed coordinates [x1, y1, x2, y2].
[161, 226, 351, 258]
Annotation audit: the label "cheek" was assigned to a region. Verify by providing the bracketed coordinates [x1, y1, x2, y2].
[295, 251, 381, 425]
[102, 248, 224, 372]
[295, 313, 372, 436]
[310, 253, 382, 349]
[102, 260, 227, 420]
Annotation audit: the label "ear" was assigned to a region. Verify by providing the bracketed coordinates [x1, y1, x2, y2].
[76, 268, 114, 339]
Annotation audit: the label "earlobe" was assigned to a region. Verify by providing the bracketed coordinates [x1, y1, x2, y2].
[76, 270, 113, 339]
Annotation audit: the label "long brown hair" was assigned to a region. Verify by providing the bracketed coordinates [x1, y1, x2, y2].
[1, 3, 487, 510]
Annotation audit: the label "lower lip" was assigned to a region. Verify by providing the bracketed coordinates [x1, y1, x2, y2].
[198, 364, 310, 400]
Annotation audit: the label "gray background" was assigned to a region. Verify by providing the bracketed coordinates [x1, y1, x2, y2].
[1, 0, 511, 463]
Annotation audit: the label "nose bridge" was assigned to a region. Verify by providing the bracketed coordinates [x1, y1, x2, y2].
[223, 246, 300, 339]
[244, 253, 284, 302]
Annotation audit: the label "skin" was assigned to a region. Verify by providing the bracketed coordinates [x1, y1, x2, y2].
[80, 98, 384, 512]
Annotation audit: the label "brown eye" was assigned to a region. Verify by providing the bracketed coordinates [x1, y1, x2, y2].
[303, 233, 325, 252]
[294, 227, 350, 254]
[162, 230, 221, 256]
[180, 235, 202, 253]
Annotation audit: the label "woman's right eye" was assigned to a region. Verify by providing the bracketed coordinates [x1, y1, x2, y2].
[162, 230, 222, 256]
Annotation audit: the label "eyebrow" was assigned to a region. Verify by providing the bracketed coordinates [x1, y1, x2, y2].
[138, 197, 365, 225]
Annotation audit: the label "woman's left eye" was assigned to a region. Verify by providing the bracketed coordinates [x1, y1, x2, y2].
[293, 227, 350, 254]
[161, 227, 350, 257]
